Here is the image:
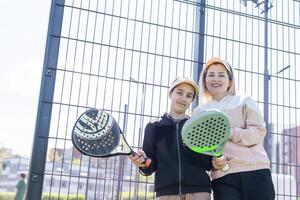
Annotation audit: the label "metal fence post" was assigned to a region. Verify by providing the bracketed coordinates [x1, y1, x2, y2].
[263, 0, 272, 159]
[193, 0, 206, 109]
[26, 0, 64, 199]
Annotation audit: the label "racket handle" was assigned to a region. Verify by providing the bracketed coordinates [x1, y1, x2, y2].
[131, 151, 152, 168]
[215, 155, 229, 172]
[141, 157, 152, 168]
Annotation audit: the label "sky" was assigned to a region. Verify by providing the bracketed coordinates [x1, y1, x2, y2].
[0, 0, 51, 156]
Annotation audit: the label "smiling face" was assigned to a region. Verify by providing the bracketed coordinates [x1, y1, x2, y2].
[170, 83, 195, 118]
[205, 63, 232, 101]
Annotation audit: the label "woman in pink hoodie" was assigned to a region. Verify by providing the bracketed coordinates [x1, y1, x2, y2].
[193, 57, 275, 200]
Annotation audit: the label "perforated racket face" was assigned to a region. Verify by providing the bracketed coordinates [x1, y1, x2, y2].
[182, 109, 230, 157]
[72, 109, 120, 157]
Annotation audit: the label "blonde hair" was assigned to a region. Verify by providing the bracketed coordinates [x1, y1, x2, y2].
[198, 58, 237, 104]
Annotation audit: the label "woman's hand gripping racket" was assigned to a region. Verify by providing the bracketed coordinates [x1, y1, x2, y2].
[72, 109, 151, 168]
[182, 109, 231, 171]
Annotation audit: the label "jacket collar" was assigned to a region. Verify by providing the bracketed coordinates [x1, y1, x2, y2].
[159, 113, 188, 125]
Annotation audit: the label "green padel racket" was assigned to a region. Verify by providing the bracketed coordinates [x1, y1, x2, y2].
[72, 109, 151, 167]
[182, 109, 231, 171]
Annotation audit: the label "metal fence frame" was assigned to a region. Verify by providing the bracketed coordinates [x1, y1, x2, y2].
[26, 0, 300, 199]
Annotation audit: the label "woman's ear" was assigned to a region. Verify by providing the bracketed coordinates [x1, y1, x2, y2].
[227, 80, 232, 91]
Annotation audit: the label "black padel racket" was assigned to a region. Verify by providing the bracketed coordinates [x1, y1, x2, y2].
[182, 109, 230, 171]
[72, 109, 151, 167]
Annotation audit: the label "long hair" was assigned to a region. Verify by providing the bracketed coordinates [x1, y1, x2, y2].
[198, 58, 237, 104]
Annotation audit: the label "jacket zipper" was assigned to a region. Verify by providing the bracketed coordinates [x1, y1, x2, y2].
[176, 121, 182, 195]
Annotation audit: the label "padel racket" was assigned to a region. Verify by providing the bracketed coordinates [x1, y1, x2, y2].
[72, 109, 151, 167]
[182, 109, 230, 171]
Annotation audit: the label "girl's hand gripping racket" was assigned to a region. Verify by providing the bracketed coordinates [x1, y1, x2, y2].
[182, 109, 231, 171]
[72, 109, 151, 168]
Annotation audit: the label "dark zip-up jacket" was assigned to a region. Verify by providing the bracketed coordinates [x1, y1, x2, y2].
[140, 113, 212, 197]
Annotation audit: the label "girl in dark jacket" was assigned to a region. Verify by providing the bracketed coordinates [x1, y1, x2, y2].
[129, 77, 212, 200]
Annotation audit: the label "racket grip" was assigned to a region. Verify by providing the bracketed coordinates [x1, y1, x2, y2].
[131, 151, 152, 168]
[215, 155, 229, 172]
[141, 157, 152, 168]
